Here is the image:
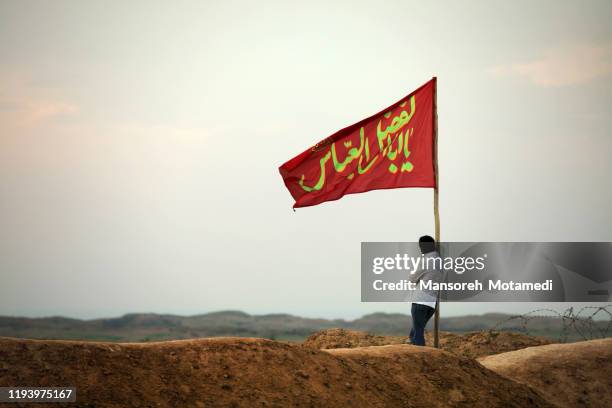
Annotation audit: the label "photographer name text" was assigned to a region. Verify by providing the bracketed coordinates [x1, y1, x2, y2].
[372, 279, 553, 291]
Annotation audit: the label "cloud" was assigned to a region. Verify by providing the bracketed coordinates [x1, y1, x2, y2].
[490, 44, 612, 87]
[0, 73, 79, 128]
[20, 101, 78, 123]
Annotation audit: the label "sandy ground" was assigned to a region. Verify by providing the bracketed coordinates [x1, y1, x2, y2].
[479, 338, 612, 408]
[0, 335, 555, 408]
[303, 328, 553, 358]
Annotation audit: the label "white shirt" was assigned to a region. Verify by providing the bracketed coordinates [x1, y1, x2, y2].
[414, 301, 437, 309]
[410, 250, 441, 309]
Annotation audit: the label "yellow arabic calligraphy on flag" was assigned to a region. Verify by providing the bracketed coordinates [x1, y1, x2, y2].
[279, 78, 436, 208]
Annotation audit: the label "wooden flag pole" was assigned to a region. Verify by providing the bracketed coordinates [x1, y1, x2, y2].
[432, 77, 441, 349]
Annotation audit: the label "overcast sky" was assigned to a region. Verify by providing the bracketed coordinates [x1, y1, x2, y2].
[1, 0, 611, 320]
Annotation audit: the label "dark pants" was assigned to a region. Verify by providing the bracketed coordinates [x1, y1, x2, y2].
[410, 303, 436, 346]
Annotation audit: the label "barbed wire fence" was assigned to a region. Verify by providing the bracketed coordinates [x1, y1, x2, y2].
[490, 304, 612, 343]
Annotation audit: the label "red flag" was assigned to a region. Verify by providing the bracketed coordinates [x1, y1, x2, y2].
[279, 78, 436, 208]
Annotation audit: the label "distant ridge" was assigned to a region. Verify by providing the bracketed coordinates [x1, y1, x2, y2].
[0, 310, 601, 342]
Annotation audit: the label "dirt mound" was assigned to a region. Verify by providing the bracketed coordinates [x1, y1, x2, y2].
[0, 336, 554, 408]
[479, 338, 612, 408]
[303, 328, 406, 349]
[439, 330, 554, 358]
[304, 328, 553, 358]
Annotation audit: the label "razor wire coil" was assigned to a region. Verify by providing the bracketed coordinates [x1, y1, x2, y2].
[490, 305, 612, 343]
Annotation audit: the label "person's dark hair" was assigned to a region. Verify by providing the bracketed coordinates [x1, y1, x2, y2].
[418, 235, 436, 254]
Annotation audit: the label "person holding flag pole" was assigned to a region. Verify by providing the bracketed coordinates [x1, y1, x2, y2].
[405, 235, 443, 346]
[279, 77, 442, 347]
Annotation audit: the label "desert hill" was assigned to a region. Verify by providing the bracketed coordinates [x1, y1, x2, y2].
[0, 336, 555, 408]
[479, 338, 612, 408]
[0, 310, 593, 342]
[303, 328, 554, 358]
